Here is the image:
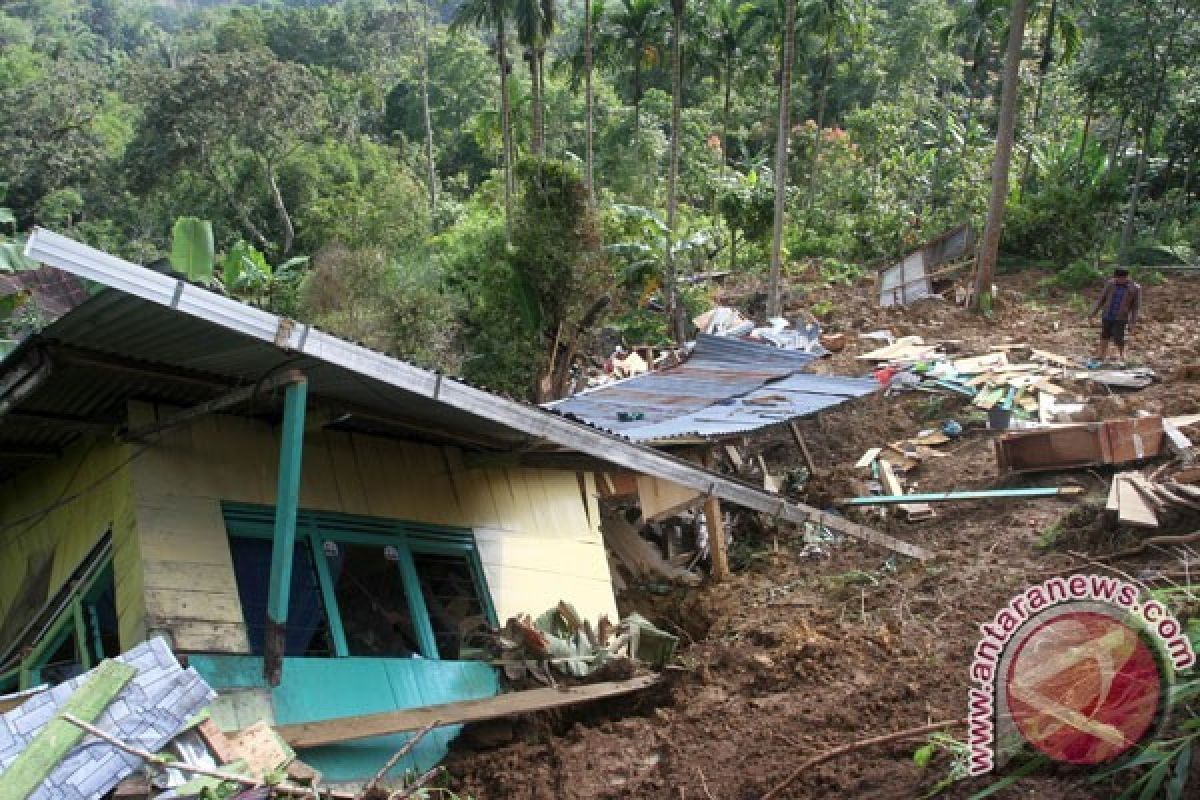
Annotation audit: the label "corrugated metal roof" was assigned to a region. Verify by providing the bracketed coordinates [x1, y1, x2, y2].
[545, 335, 878, 442]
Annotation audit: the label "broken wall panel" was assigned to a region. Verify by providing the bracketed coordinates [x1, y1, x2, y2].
[879, 224, 974, 307]
[995, 417, 1165, 474]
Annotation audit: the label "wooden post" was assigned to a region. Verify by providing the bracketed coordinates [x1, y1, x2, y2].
[788, 420, 816, 474]
[702, 452, 730, 582]
[264, 377, 308, 687]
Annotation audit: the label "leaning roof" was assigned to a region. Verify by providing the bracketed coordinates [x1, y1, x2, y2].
[3, 229, 929, 560]
[546, 335, 878, 443]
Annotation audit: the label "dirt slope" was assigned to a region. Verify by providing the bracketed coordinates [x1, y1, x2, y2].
[445, 271, 1200, 799]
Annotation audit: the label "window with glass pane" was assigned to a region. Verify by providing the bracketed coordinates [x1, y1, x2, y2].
[324, 541, 422, 657]
[229, 536, 333, 657]
[411, 551, 487, 659]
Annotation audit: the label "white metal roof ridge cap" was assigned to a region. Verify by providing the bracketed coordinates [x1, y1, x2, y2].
[26, 228, 176, 301]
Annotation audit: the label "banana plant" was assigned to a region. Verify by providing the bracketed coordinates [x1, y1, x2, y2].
[605, 203, 715, 299]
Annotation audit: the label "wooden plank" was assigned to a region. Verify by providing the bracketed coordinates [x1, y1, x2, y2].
[277, 675, 660, 749]
[226, 720, 295, 777]
[877, 460, 905, 497]
[144, 588, 244, 625]
[704, 495, 729, 582]
[855, 448, 883, 469]
[1032, 349, 1076, 368]
[788, 421, 816, 473]
[1116, 476, 1158, 528]
[1105, 475, 1122, 512]
[0, 660, 136, 800]
[1163, 421, 1194, 460]
[723, 445, 744, 471]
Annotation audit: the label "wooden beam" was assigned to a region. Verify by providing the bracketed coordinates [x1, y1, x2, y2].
[0, 444, 61, 460]
[788, 420, 816, 473]
[264, 378, 307, 687]
[5, 410, 116, 435]
[702, 452, 729, 581]
[121, 370, 305, 442]
[276, 675, 660, 749]
[50, 345, 231, 389]
[0, 659, 136, 800]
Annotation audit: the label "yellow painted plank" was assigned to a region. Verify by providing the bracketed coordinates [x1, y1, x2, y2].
[145, 588, 245, 624]
[326, 430, 369, 513]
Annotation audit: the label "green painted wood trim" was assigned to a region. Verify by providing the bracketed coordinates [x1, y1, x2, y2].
[267, 378, 308, 627]
[308, 530, 350, 658]
[70, 599, 90, 672]
[839, 487, 1085, 506]
[394, 539, 438, 659]
[0, 659, 136, 800]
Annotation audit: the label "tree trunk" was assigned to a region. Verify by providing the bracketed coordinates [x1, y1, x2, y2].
[420, 0, 437, 216]
[1078, 92, 1093, 162]
[530, 48, 544, 154]
[266, 161, 295, 256]
[1018, 0, 1057, 199]
[1178, 154, 1195, 218]
[729, 229, 738, 271]
[498, 17, 514, 242]
[1119, 125, 1149, 260]
[930, 88, 947, 211]
[767, 0, 797, 320]
[584, 0, 595, 198]
[665, 0, 686, 345]
[971, 0, 1027, 311]
[722, 56, 732, 173]
[804, 51, 831, 217]
[633, 59, 642, 142]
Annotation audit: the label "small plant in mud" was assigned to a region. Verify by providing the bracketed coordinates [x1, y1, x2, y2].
[913, 732, 972, 797]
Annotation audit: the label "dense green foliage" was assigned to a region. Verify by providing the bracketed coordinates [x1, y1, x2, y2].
[0, 0, 1197, 396]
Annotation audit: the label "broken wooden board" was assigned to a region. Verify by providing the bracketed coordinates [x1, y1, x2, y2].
[278, 675, 661, 749]
[1168, 414, 1200, 429]
[226, 719, 296, 778]
[952, 352, 1009, 374]
[1173, 467, 1200, 485]
[636, 474, 704, 521]
[855, 447, 883, 469]
[1106, 474, 1122, 512]
[723, 444, 744, 470]
[1116, 475, 1159, 528]
[1163, 421, 1195, 461]
[1031, 349, 1077, 368]
[857, 337, 937, 362]
[875, 460, 933, 519]
[995, 417, 1164, 474]
[602, 513, 700, 585]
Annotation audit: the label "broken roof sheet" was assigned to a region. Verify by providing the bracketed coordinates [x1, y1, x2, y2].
[546, 335, 878, 442]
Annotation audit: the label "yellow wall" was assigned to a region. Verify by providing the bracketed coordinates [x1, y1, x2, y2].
[0, 438, 145, 651]
[128, 402, 618, 653]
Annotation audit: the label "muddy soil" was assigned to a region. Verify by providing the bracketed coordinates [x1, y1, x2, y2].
[445, 271, 1200, 799]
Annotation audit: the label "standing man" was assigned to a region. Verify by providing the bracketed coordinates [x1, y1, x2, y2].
[1089, 268, 1141, 366]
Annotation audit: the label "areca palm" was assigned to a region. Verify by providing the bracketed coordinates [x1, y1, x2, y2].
[801, 0, 865, 216]
[452, 0, 517, 240]
[767, 0, 796, 319]
[515, 0, 556, 154]
[664, 0, 686, 344]
[707, 0, 763, 171]
[599, 0, 667, 140]
[1019, 0, 1084, 195]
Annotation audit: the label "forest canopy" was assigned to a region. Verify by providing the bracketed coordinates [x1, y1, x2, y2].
[0, 0, 1196, 397]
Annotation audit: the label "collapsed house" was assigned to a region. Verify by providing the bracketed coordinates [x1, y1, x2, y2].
[878, 224, 974, 307]
[0, 230, 927, 787]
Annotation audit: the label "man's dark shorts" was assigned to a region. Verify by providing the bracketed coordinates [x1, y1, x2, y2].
[1101, 318, 1127, 346]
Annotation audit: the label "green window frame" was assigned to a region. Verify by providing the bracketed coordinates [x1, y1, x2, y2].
[221, 503, 497, 661]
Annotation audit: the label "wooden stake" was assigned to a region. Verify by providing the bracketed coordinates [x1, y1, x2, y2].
[703, 452, 730, 582]
[360, 720, 439, 795]
[789, 420, 816, 474]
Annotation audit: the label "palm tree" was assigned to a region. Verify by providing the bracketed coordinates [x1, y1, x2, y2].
[584, 0, 596, 196]
[800, 0, 863, 218]
[1018, 0, 1083, 196]
[452, 0, 516, 240]
[767, 0, 796, 319]
[665, 0, 686, 344]
[515, 0, 556, 154]
[708, 0, 762, 172]
[972, 0, 1028, 310]
[602, 0, 667, 140]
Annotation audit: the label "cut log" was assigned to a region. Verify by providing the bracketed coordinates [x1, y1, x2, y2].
[277, 675, 661, 749]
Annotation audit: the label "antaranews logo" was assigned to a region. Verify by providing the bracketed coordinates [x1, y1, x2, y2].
[967, 574, 1195, 776]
